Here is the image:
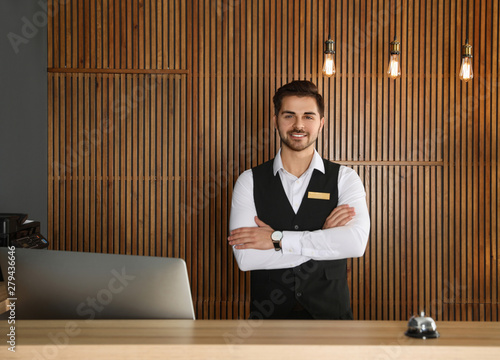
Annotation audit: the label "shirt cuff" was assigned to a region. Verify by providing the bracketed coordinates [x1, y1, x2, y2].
[281, 230, 303, 255]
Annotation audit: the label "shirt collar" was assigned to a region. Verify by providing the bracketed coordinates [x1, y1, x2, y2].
[273, 148, 325, 176]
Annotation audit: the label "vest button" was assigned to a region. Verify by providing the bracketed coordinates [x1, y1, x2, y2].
[294, 225, 299, 230]
[296, 292, 302, 297]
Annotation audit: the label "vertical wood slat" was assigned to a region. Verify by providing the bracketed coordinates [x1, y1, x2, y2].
[492, 0, 499, 322]
[47, 0, 499, 321]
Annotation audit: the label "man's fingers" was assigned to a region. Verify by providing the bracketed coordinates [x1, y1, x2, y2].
[327, 206, 354, 222]
[326, 204, 350, 218]
[228, 226, 269, 247]
[229, 226, 255, 236]
[334, 211, 354, 224]
[323, 205, 356, 229]
[334, 213, 354, 226]
[228, 229, 254, 242]
[228, 235, 252, 246]
[234, 243, 254, 250]
[332, 210, 355, 224]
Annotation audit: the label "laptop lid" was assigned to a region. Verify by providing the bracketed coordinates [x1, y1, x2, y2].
[0, 247, 195, 320]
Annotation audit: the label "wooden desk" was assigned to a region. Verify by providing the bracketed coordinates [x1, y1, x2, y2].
[1, 320, 499, 359]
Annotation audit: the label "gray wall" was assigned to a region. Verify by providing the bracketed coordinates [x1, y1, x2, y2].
[0, 1, 48, 235]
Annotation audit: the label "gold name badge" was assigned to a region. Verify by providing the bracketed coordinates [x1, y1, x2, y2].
[308, 191, 330, 200]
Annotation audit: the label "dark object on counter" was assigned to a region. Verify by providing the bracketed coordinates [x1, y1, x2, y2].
[405, 311, 440, 339]
[0, 213, 48, 249]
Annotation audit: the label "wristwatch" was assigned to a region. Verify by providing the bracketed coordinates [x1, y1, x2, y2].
[271, 231, 283, 251]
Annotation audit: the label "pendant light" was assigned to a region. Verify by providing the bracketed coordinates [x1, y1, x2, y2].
[387, 39, 401, 79]
[459, 0, 473, 81]
[387, 0, 401, 79]
[322, 37, 336, 77]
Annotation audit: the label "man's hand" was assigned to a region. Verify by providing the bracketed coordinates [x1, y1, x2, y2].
[228, 216, 274, 250]
[322, 204, 356, 229]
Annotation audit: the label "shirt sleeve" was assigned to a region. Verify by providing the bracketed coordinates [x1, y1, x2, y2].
[229, 170, 310, 271]
[280, 166, 370, 260]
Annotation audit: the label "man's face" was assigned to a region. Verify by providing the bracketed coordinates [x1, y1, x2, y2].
[273, 95, 324, 152]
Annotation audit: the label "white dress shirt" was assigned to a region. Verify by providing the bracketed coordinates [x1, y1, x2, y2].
[229, 149, 370, 271]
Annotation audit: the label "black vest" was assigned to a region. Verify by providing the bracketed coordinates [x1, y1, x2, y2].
[250, 158, 353, 319]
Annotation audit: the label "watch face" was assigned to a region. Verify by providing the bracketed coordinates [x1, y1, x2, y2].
[271, 231, 283, 241]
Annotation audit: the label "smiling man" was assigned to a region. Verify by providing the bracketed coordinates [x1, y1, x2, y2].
[228, 80, 370, 319]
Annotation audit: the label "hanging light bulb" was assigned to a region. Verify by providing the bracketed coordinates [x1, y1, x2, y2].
[322, 37, 335, 77]
[387, 39, 401, 79]
[459, 42, 473, 82]
[460, 0, 473, 81]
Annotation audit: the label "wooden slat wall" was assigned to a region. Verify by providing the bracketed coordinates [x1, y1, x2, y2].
[47, 0, 499, 321]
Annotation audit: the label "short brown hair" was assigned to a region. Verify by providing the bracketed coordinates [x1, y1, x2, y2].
[273, 80, 325, 118]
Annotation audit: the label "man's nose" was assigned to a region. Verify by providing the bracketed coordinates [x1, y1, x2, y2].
[293, 117, 305, 130]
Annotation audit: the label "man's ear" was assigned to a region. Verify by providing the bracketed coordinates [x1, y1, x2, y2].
[319, 117, 325, 133]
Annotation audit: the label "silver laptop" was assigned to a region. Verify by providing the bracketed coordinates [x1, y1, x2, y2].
[0, 248, 195, 320]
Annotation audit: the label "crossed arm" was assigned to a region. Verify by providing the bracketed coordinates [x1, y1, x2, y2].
[228, 167, 370, 271]
[228, 204, 355, 250]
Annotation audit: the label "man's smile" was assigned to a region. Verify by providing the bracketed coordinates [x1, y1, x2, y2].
[290, 132, 307, 139]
